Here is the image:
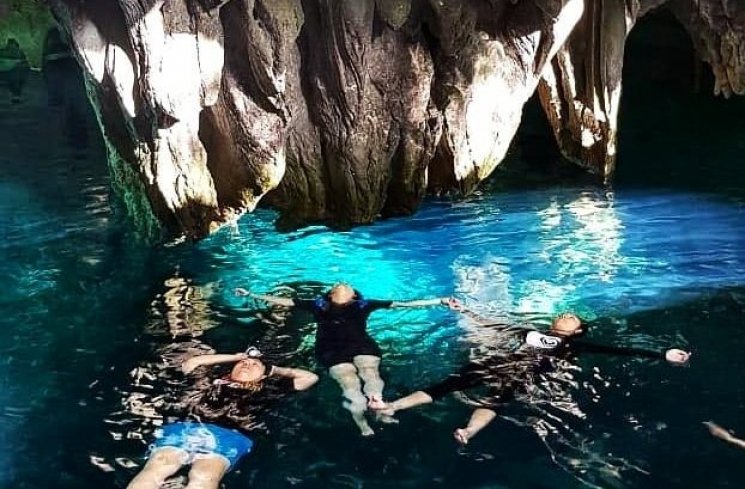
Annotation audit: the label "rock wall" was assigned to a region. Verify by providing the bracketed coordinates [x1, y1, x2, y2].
[0, 0, 53, 68]
[537, 0, 745, 179]
[5, 0, 742, 238]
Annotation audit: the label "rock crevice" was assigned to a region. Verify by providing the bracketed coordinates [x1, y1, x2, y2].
[7, 0, 738, 238]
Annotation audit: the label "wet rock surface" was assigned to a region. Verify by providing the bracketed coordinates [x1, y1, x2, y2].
[1, 0, 742, 238]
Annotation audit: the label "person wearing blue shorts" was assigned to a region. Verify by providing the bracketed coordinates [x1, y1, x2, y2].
[127, 348, 318, 489]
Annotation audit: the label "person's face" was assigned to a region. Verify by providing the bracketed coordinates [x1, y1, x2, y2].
[230, 358, 266, 383]
[329, 284, 355, 305]
[550, 313, 583, 336]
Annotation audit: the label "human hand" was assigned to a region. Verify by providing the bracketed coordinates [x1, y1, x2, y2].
[442, 297, 464, 311]
[704, 421, 733, 441]
[665, 348, 691, 365]
[454, 428, 472, 445]
[367, 395, 395, 416]
[235, 288, 251, 297]
[367, 395, 387, 410]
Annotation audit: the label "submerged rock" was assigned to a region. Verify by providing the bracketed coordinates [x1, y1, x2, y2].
[2, 0, 743, 238]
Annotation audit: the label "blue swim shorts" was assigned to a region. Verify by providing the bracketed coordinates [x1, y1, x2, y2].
[150, 422, 253, 470]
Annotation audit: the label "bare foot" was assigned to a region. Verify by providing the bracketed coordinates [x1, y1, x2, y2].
[454, 428, 471, 445]
[367, 396, 396, 417]
[704, 421, 733, 441]
[360, 425, 375, 437]
[375, 412, 399, 424]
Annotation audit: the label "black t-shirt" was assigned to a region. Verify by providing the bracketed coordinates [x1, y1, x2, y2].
[294, 298, 394, 367]
[294, 298, 393, 345]
[519, 330, 665, 360]
[177, 368, 298, 436]
[423, 330, 666, 403]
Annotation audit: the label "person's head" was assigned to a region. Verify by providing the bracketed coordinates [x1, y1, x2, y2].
[327, 283, 357, 305]
[229, 357, 267, 384]
[550, 312, 583, 337]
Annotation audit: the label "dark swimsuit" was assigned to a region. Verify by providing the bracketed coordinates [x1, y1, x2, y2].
[423, 330, 666, 404]
[295, 298, 393, 368]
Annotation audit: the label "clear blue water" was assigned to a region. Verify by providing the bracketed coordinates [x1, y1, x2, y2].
[2, 59, 745, 488]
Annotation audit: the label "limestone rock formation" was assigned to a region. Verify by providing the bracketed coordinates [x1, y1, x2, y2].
[538, 0, 745, 178]
[0, 0, 54, 67]
[4, 0, 743, 238]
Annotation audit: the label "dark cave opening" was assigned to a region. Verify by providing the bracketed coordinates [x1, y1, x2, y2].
[616, 7, 745, 192]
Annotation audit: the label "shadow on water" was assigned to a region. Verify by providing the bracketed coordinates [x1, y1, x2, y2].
[0, 28, 162, 488]
[1, 13, 745, 489]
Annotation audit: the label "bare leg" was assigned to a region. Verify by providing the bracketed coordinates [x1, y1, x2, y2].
[369, 390, 434, 416]
[454, 408, 497, 445]
[329, 362, 375, 436]
[184, 455, 229, 489]
[127, 447, 187, 489]
[704, 421, 745, 450]
[353, 355, 384, 399]
[353, 355, 396, 424]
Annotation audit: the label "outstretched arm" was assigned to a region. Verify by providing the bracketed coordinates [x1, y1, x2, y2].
[369, 390, 434, 415]
[705, 422, 745, 450]
[446, 304, 517, 331]
[571, 340, 691, 365]
[182, 353, 246, 374]
[270, 366, 319, 391]
[390, 297, 461, 309]
[235, 288, 295, 307]
[456, 307, 510, 327]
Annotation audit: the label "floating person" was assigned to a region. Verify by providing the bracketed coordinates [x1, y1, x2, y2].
[371, 312, 691, 445]
[127, 347, 318, 489]
[236, 283, 461, 436]
[704, 421, 745, 450]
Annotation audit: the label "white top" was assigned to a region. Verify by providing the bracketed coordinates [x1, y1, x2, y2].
[525, 331, 563, 349]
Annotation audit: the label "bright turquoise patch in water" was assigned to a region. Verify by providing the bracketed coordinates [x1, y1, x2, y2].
[2, 65, 745, 489]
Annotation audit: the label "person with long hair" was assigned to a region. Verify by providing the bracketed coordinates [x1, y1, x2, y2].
[127, 347, 317, 489]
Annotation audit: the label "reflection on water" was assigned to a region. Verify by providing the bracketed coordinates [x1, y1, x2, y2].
[452, 187, 745, 324]
[1, 53, 745, 489]
[146, 276, 219, 337]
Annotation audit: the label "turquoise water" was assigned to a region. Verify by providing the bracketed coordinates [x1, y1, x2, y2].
[2, 61, 745, 488]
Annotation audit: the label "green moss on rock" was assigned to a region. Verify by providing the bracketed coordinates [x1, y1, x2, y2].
[0, 0, 55, 68]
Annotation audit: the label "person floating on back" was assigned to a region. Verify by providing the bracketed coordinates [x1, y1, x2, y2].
[371, 312, 691, 445]
[127, 347, 317, 489]
[237, 283, 461, 436]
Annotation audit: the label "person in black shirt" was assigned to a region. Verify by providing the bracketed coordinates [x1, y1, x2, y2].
[236, 283, 460, 436]
[371, 312, 691, 445]
[127, 348, 317, 489]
